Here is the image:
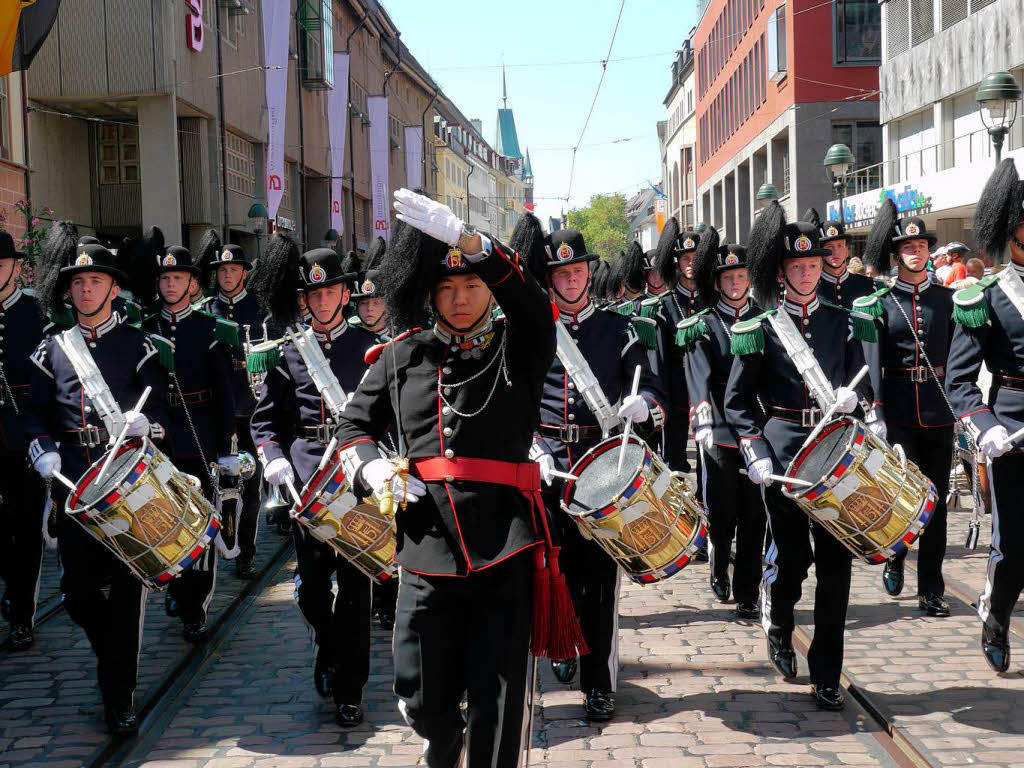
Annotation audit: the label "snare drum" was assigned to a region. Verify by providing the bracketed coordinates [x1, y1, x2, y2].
[561, 435, 707, 584]
[66, 437, 221, 590]
[783, 416, 936, 564]
[293, 456, 398, 584]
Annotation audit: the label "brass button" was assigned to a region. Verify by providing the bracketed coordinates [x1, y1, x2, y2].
[568, 382, 576, 390]
[88, 342, 97, 348]
[444, 449, 454, 459]
[568, 397, 576, 405]
[443, 427, 453, 437]
[572, 324, 579, 331]
[444, 387, 453, 397]
[170, 325, 177, 332]
[442, 367, 452, 375]
[804, 333, 811, 339]
[442, 406, 451, 416]
[325, 343, 332, 350]
[568, 414, 576, 421]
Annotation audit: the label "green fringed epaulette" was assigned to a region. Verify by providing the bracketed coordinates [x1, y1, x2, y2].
[849, 286, 891, 343]
[123, 299, 143, 325]
[214, 317, 240, 346]
[246, 340, 282, 375]
[629, 316, 658, 350]
[349, 314, 365, 328]
[147, 333, 176, 372]
[609, 299, 637, 317]
[49, 306, 76, 329]
[952, 274, 999, 328]
[491, 305, 506, 321]
[675, 308, 710, 347]
[639, 297, 660, 319]
[730, 310, 775, 356]
[818, 298, 847, 313]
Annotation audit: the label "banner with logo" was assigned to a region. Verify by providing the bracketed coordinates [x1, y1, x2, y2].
[404, 126, 424, 191]
[368, 95, 390, 241]
[328, 53, 350, 235]
[262, 0, 290, 220]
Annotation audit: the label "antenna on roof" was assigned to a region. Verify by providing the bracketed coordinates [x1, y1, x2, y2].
[502, 63, 508, 109]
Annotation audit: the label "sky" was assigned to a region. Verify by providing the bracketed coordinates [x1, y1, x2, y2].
[383, 0, 698, 227]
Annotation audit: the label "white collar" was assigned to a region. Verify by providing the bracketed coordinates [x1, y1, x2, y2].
[820, 269, 848, 285]
[78, 311, 120, 339]
[716, 298, 750, 318]
[161, 304, 193, 323]
[313, 321, 348, 342]
[782, 296, 819, 316]
[894, 276, 930, 294]
[675, 283, 697, 299]
[558, 301, 596, 324]
[1, 287, 22, 310]
[434, 318, 495, 346]
[219, 288, 248, 306]
[1011, 263, 1024, 280]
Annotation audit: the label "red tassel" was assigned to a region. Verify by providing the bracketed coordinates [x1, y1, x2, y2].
[530, 546, 550, 657]
[543, 546, 588, 660]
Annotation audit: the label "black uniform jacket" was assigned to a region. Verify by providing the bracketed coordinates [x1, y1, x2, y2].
[864, 279, 954, 429]
[818, 269, 876, 310]
[0, 288, 48, 456]
[23, 312, 170, 475]
[654, 284, 701, 463]
[684, 298, 760, 450]
[201, 289, 264, 417]
[332, 237, 556, 577]
[251, 320, 377, 485]
[141, 306, 236, 458]
[724, 297, 872, 471]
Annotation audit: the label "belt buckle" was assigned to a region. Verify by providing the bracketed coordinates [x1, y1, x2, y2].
[801, 408, 822, 428]
[564, 423, 579, 443]
[911, 367, 928, 383]
[317, 424, 332, 443]
[84, 424, 103, 448]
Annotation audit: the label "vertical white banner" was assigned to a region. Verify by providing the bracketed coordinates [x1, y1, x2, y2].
[404, 126, 424, 191]
[328, 53, 350, 235]
[262, 0, 291, 220]
[367, 95, 390, 241]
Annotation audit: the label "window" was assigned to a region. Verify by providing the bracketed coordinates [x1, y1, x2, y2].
[219, 7, 237, 47]
[98, 124, 140, 185]
[832, 121, 883, 191]
[225, 133, 256, 196]
[910, 0, 934, 46]
[766, 6, 787, 80]
[0, 77, 8, 160]
[835, 0, 881, 63]
[886, 0, 910, 58]
[389, 114, 401, 148]
[350, 82, 367, 116]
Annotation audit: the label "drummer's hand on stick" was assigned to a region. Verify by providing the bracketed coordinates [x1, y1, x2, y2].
[978, 425, 1012, 459]
[122, 409, 150, 438]
[362, 458, 427, 504]
[33, 451, 61, 479]
[617, 394, 649, 423]
[264, 457, 295, 486]
[694, 426, 714, 453]
[537, 453, 555, 487]
[832, 386, 858, 415]
[746, 457, 775, 486]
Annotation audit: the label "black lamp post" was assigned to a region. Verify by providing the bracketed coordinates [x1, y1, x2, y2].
[976, 71, 1022, 165]
[824, 143, 855, 226]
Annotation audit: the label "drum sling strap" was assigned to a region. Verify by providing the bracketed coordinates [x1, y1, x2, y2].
[767, 309, 836, 412]
[554, 321, 619, 437]
[409, 456, 588, 661]
[55, 327, 125, 435]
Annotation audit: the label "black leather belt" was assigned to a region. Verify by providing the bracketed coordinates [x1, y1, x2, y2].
[0, 382, 28, 406]
[883, 365, 944, 382]
[61, 425, 110, 446]
[992, 374, 1024, 392]
[538, 423, 603, 443]
[169, 389, 211, 407]
[768, 405, 822, 427]
[302, 424, 334, 443]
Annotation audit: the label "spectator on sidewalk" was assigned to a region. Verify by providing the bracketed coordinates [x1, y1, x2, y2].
[943, 243, 970, 286]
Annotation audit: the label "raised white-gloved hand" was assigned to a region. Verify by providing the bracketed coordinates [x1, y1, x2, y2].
[361, 458, 427, 503]
[832, 386, 858, 414]
[33, 451, 61, 479]
[264, 457, 295, 486]
[393, 188, 463, 247]
[747, 457, 775, 486]
[536, 453, 555, 487]
[122, 410, 150, 437]
[617, 394, 650, 423]
[694, 426, 714, 452]
[216, 455, 241, 476]
[978, 425, 1012, 459]
[866, 418, 887, 441]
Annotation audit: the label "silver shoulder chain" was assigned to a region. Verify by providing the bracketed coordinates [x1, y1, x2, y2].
[438, 329, 511, 419]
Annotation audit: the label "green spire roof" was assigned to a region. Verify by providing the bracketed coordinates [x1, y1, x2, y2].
[496, 108, 523, 159]
[523, 148, 533, 178]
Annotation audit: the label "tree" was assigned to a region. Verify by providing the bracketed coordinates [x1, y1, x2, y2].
[566, 193, 631, 260]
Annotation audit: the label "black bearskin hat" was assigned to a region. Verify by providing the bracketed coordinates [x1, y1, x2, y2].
[115, 235, 137, 278]
[606, 251, 625, 299]
[378, 224, 450, 332]
[127, 226, 165, 307]
[194, 228, 222, 283]
[747, 201, 788, 307]
[36, 221, 79, 317]
[692, 225, 722, 307]
[802, 207, 822, 230]
[863, 198, 898, 274]
[591, 259, 610, 300]
[974, 158, 1024, 261]
[364, 236, 387, 270]
[250, 232, 301, 330]
[618, 240, 646, 293]
[509, 211, 548, 280]
[656, 216, 681, 287]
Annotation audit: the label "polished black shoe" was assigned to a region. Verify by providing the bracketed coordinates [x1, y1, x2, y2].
[551, 657, 577, 684]
[882, 559, 904, 596]
[693, 544, 709, 563]
[918, 593, 950, 617]
[813, 683, 845, 711]
[982, 622, 1010, 672]
[164, 594, 181, 618]
[710, 576, 731, 602]
[235, 555, 257, 581]
[584, 689, 615, 721]
[314, 649, 335, 698]
[335, 703, 364, 727]
[104, 704, 139, 735]
[7, 623, 33, 651]
[735, 601, 760, 620]
[766, 633, 797, 679]
[182, 622, 208, 644]
[0, 594, 10, 621]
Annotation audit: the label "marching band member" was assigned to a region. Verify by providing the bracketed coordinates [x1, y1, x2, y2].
[141, 246, 239, 642]
[616, 241, 647, 306]
[804, 209, 876, 310]
[250, 238, 376, 727]
[196, 231, 265, 580]
[333, 190, 581, 768]
[644, 249, 668, 297]
[724, 203, 872, 711]
[24, 224, 169, 734]
[946, 158, 1024, 671]
[682, 228, 764, 618]
[516, 214, 665, 721]
[0, 232, 48, 651]
[860, 202, 954, 615]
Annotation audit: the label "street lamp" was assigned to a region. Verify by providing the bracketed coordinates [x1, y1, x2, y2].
[756, 183, 779, 209]
[247, 202, 269, 261]
[824, 143, 855, 226]
[976, 71, 1022, 165]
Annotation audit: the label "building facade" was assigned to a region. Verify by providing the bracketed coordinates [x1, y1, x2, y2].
[626, 185, 663, 251]
[694, 0, 881, 246]
[0, 73, 29, 243]
[662, 36, 698, 229]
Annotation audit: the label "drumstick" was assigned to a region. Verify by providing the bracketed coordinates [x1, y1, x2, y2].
[804, 365, 870, 448]
[95, 386, 152, 485]
[548, 469, 579, 482]
[1004, 424, 1024, 446]
[739, 469, 814, 488]
[51, 470, 78, 492]
[617, 365, 643, 474]
[284, 478, 303, 507]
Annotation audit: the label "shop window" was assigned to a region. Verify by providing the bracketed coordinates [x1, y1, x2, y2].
[835, 0, 881, 63]
[98, 124, 140, 185]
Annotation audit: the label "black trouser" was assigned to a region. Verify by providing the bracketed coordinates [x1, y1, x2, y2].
[700, 444, 766, 604]
[666, 405, 691, 473]
[888, 424, 953, 596]
[555, 508, 620, 693]
[979, 452, 1024, 636]
[0, 458, 46, 626]
[166, 456, 218, 625]
[374, 578, 398, 619]
[292, 525, 371, 705]
[55, 484, 145, 708]
[394, 554, 532, 768]
[762, 485, 852, 688]
[232, 415, 261, 559]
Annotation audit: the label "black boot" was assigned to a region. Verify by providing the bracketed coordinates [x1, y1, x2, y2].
[918, 593, 950, 617]
[335, 702, 364, 727]
[735, 601, 759, 620]
[7, 624, 33, 651]
[104, 703, 139, 735]
[551, 657, 577, 684]
[813, 683, 845, 711]
[235, 554, 257, 581]
[766, 629, 797, 679]
[183, 622, 208, 644]
[584, 689, 615, 721]
[693, 543, 709, 563]
[314, 647, 336, 698]
[982, 619, 1010, 672]
[710, 575, 731, 602]
[882, 559, 904, 596]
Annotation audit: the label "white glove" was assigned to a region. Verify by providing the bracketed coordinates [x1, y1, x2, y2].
[747, 457, 775, 486]
[393, 188, 464, 247]
[216, 455, 241, 476]
[694, 426, 714, 452]
[978, 425, 1012, 459]
[33, 451, 61, 479]
[264, 457, 295, 486]
[361, 457, 427, 503]
[617, 394, 650, 423]
[832, 386, 858, 415]
[122, 410, 150, 437]
[537, 453, 555, 487]
[866, 417, 887, 441]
